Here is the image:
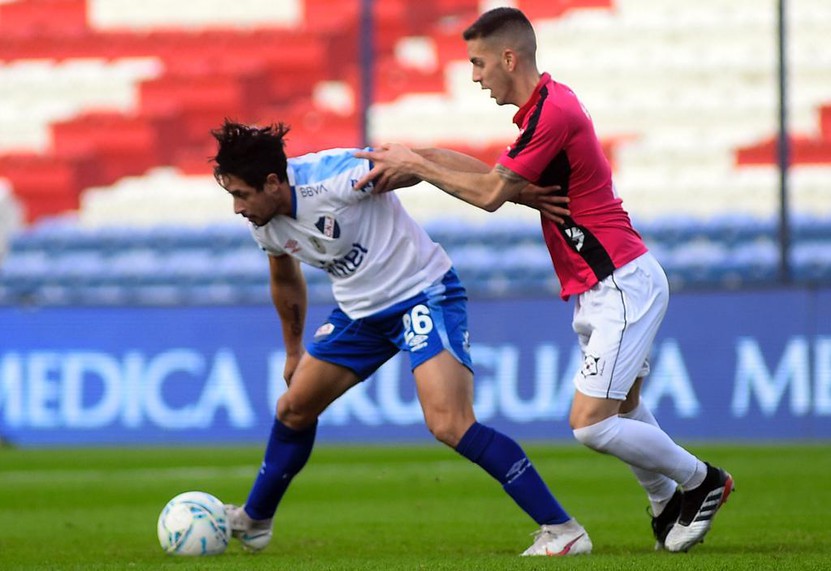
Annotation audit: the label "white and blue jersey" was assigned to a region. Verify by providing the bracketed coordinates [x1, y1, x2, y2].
[250, 148, 452, 319]
[249, 148, 471, 379]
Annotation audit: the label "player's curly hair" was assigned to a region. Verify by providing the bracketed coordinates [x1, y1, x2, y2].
[211, 119, 291, 190]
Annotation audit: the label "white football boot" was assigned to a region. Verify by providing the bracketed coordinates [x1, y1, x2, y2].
[664, 463, 734, 553]
[521, 518, 592, 556]
[224, 504, 273, 552]
[650, 488, 684, 550]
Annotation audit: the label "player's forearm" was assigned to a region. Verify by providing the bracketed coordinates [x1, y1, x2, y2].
[269, 269, 307, 356]
[408, 155, 514, 211]
[414, 148, 490, 174]
[272, 284, 307, 356]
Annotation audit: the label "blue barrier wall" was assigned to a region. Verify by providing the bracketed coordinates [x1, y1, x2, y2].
[1, 287, 830, 446]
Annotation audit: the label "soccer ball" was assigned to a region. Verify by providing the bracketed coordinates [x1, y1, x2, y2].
[157, 491, 231, 556]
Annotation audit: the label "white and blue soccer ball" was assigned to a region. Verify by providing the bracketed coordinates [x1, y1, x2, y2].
[157, 491, 231, 556]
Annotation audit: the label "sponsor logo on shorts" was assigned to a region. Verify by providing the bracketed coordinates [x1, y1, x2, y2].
[580, 353, 602, 377]
[314, 323, 335, 339]
[408, 334, 429, 351]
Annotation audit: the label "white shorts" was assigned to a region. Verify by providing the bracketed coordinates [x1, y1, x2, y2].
[571, 251, 669, 400]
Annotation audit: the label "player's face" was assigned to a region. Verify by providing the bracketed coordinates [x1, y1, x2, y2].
[466, 38, 511, 105]
[219, 173, 284, 227]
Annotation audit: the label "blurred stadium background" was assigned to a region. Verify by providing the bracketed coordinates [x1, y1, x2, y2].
[0, 0, 829, 447]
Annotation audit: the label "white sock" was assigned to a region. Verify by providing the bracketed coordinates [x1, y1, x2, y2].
[620, 403, 678, 512]
[573, 415, 706, 489]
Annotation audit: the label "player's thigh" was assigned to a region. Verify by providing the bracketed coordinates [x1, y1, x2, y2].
[308, 306, 398, 380]
[569, 390, 624, 429]
[619, 377, 645, 415]
[413, 350, 475, 416]
[278, 353, 361, 426]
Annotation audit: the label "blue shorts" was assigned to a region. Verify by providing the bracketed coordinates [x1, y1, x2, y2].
[307, 268, 473, 380]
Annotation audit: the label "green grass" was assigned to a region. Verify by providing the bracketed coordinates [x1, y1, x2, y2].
[0, 442, 828, 570]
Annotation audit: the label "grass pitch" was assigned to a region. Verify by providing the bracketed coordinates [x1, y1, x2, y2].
[0, 441, 827, 570]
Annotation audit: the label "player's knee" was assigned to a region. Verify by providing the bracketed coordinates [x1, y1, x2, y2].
[569, 396, 622, 430]
[569, 406, 599, 431]
[425, 416, 467, 448]
[572, 416, 620, 453]
[276, 394, 319, 431]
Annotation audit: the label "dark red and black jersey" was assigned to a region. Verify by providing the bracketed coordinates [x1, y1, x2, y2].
[498, 73, 647, 299]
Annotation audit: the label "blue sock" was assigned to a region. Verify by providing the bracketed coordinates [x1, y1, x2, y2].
[455, 422, 570, 525]
[244, 418, 317, 521]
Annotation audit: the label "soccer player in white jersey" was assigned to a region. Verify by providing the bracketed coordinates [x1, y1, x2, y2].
[209, 120, 592, 556]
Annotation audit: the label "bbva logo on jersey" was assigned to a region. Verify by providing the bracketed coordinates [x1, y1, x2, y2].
[298, 183, 328, 197]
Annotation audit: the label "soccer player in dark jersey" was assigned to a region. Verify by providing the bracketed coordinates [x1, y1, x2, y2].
[355, 6, 733, 554]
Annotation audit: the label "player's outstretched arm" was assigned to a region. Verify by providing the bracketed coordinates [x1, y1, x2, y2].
[393, 147, 569, 223]
[354, 146, 489, 194]
[268, 253, 307, 384]
[355, 144, 568, 220]
[355, 144, 519, 211]
[414, 147, 491, 174]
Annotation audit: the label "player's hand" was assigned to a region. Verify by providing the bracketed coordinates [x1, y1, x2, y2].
[282, 350, 304, 386]
[514, 184, 570, 224]
[354, 144, 420, 193]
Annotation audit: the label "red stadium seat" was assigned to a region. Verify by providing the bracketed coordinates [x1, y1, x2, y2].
[369, 56, 447, 103]
[737, 137, 831, 166]
[737, 103, 831, 166]
[51, 113, 164, 187]
[0, 153, 96, 221]
[0, 0, 87, 37]
[255, 100, 361, 155]
[821, 105, 831, 139]
[517, 0, 612, 20]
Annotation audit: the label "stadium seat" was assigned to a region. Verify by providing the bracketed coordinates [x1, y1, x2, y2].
[729, 241, 780, 285]
[87, 0, 302, 30]
[106, 248, 164, 287]
[793, 241, 831, 282]
[0, 0, 87, 37]
[214, 248, 269, 287]
[661, 241, 732, 286]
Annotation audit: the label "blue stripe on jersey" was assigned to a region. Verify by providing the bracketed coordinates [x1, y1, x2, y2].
[290, 185, 297, 218]
[289, 148, 364, 185]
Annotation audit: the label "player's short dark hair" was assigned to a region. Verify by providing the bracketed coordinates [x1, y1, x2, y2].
[462, 7, 535, 42]
[211, 119, 290, 190]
